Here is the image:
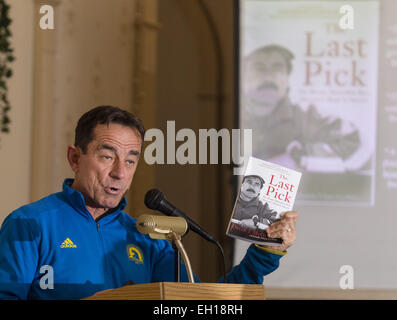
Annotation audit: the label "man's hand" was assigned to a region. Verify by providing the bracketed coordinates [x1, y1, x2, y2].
[262, 211, 298, 252]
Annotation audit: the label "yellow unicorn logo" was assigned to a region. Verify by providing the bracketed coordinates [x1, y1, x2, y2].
[127, 245, 144, 264]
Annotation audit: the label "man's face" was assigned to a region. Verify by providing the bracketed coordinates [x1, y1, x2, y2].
[243, 50, 290, 116]
[240, 176, 262, 202]
[71, 123, 142, 210]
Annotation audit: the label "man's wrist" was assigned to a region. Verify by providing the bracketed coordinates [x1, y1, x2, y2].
[255, 244, 287, 256]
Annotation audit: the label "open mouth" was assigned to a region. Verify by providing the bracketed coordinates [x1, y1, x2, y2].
[104, 186, 121, 195]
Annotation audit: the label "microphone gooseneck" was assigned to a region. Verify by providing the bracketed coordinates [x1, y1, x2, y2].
[144, 188, 228, 283]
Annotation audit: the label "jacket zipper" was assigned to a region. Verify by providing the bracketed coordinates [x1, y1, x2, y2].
[95, 222, 112, 287]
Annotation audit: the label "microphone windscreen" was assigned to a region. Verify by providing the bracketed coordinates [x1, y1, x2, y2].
[144, 189, 163, 210]
[137, 214, 188, 238]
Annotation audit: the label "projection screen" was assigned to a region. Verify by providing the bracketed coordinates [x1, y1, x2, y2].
[234, 0, 397, 291]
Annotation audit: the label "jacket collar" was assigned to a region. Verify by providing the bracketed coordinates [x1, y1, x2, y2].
[61, 178, 127, 220]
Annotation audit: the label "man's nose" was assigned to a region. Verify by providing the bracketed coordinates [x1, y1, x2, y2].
[110, 159, 126, 180]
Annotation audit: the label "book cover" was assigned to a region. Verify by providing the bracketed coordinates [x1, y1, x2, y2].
[240, 0, 378, 206]
[226, 156, 301, 246]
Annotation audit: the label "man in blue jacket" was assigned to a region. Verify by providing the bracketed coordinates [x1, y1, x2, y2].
[0, 106, 298, 299]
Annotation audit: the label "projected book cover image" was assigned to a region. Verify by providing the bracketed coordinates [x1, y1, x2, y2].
[240, 1, 378, 206]
[226, 156, 302, 246]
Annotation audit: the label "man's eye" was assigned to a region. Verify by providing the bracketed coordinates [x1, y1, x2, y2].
[126, 160, 135, 165]
[103, 155, 112, 160]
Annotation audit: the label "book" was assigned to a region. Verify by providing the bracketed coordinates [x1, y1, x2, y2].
[226, 156, 302, 246]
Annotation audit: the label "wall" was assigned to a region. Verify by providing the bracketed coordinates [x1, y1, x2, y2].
[31, 0, 140, 203]
[1, 0, 160, 221]
[156, 0, 235, 281]
[0, 0, 34, 222]
[1, 0, 235, 285]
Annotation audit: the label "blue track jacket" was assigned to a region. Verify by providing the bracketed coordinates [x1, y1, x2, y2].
[0, 179, 285, 299]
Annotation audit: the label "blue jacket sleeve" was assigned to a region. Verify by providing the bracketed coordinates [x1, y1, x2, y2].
[0, 213, 40, 299]
[151, 240, 283, 284]
[220, 244, 285, 284]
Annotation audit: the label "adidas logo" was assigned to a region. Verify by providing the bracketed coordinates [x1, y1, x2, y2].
[60, 238, 77, 248]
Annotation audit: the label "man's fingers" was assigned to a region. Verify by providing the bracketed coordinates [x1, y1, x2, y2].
[269, 218, 295, 232]
[266, 211, 299, 251]
[281, 211, 298, 223]
[267, 212, 297, 239]
[268, 220, 290, 233]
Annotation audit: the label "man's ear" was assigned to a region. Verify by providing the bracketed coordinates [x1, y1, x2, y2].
[67, 145, 82, 173]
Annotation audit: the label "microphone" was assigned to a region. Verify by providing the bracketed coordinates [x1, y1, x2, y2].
[137, 214, 188, 239]
[144, 189, 218, 245]
[144, 189, 228, 283]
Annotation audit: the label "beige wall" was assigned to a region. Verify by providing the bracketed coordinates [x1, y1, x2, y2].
[1, 0, 158, 221]
[0, 0, 34, 222]
[156, 0, 235, 281]
[30, 0, 158, 218]
[31, 0, 139, 201]
[1, 0, 234, 284]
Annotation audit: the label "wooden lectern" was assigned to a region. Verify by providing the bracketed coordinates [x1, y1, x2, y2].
[84, 282, 265, 300]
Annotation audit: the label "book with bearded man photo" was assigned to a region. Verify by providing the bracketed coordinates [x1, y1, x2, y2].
[227, 156, 302, 246]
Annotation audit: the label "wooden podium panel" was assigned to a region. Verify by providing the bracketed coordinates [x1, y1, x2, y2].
[84, 282, 265, 300]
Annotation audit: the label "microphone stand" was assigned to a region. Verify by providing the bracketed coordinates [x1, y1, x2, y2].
[171, 241, 181, 282]
[136, 213, 194, 283]
[167, 232, 194, 283]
